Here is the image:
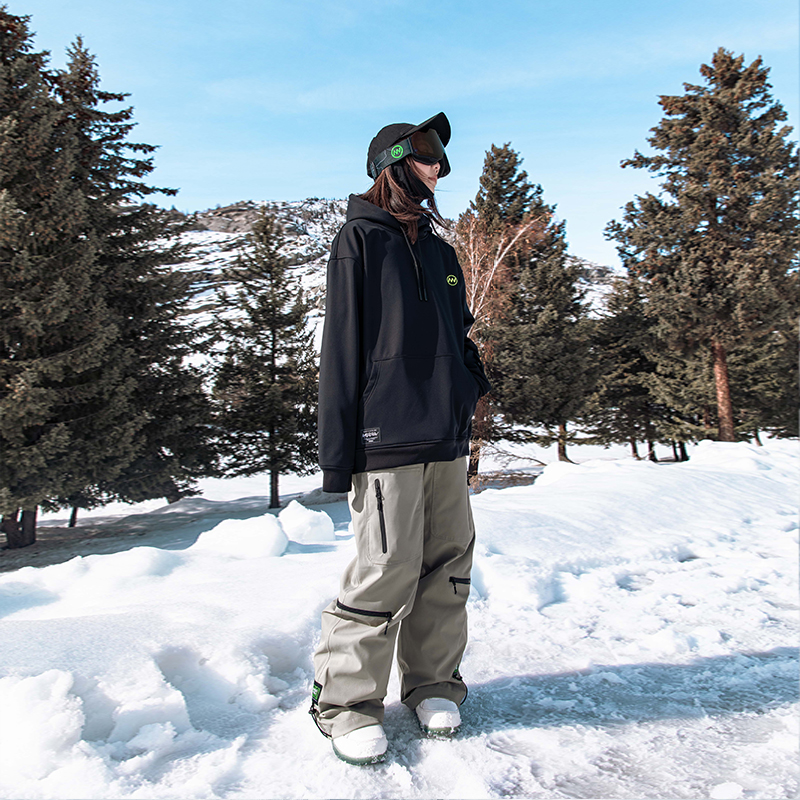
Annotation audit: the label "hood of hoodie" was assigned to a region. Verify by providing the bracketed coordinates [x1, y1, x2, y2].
[346, 194, 400, 230]
[346, 194, 433, 239]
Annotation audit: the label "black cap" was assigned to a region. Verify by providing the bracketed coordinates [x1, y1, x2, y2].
[366, 112, 451, 178]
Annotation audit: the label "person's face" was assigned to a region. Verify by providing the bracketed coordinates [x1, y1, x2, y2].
[410, 158, 440, 193]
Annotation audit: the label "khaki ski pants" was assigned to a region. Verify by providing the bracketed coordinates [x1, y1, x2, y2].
[311, 457, 475, 738]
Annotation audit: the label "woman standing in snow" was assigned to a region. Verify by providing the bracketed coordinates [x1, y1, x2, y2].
[310, 112, 490, 765]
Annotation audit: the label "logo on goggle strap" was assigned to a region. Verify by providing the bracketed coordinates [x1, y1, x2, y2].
[391, 145, 404, 159]
[447, 274, 458, 286]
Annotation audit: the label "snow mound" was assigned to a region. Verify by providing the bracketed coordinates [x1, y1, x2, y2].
[190, 513, 288, 558]
[278, 500, 335, 543]
[0, 670, 87, 782]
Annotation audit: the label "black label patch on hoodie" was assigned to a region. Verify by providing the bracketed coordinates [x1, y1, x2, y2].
[361, 427, 381, 444]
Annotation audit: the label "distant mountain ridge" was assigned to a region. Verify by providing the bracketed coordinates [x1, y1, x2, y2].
[177, 199, 617, 321]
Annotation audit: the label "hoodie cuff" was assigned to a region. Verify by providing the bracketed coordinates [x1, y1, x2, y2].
[323, 469, 352, 494]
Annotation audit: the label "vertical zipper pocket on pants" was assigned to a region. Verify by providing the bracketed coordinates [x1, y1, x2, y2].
[450, 577, 471, 594]
[374, 479, 388, 554]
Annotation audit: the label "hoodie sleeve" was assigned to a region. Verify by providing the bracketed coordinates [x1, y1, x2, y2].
[318, 232, 364, 493]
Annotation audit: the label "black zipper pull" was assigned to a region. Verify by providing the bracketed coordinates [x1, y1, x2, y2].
[450, 577, 471, 594]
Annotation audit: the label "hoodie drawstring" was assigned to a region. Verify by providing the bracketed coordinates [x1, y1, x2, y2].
[402, 230, 428, 302]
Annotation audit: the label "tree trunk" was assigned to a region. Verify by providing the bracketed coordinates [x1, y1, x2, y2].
[557, 422, 573, 462]
[671, 441, 680, 461]
[629, 440, 640, 459]
[5, 508, 37, 549]
[69, 506, 79, 528]
[1, 510, 20, 548]
[270, 469, 280, 509]
[164, 481, 183, 504]
[712, 340, 736, 442]
[678, 441, 689, 462]
[468, 438, 482, 487]
[753, 430, 763, 446]
[468, 394, 491, 487]
[644, 418, 658, 462]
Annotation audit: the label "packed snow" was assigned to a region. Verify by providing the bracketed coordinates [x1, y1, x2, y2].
[0, 440, 797, 799]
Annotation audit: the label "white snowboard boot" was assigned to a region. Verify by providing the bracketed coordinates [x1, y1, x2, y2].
[415, 698, 461, 737]
[331, 724, 388, 765]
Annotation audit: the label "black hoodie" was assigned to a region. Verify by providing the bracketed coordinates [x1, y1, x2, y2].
[318, 194, 491, 493]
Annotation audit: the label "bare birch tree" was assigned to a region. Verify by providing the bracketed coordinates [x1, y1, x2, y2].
[455, 208, 547, 482]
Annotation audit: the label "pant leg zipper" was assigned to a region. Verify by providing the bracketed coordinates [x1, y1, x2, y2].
[336, 599, 393, 635]
[449, 577, 471, 594]
[374, 479, 388, 554]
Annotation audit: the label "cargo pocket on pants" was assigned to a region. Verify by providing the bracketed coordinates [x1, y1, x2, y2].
[353, 468, 421, 565]
[335, 599, 393, 635]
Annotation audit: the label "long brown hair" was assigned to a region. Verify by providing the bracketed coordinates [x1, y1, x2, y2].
[360, 160, 448, 243]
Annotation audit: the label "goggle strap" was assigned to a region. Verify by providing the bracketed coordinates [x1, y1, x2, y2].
[368, 137, 413, 179]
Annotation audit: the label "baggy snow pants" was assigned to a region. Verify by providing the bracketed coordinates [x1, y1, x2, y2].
[311, 457, 475, 738]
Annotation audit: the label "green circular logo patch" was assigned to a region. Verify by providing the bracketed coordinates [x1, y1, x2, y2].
[391, 145, 404, 159]
[447, 274, 458, 286]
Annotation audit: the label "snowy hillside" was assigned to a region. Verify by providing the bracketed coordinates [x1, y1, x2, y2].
[178, 198, 348, 324]
[177, 200, 616, 326]
[0, 440, 796, 799]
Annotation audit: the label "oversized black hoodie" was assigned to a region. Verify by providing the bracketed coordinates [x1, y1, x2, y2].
[318, 194, 491, 493]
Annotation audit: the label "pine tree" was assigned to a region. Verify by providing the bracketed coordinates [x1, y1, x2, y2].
[470, 143, 537, 235]
[645, 347, 719, 442]
[469, 146, 595, 462]
[213, 208, 318, 508]
[606, 48, 799, 442]
[645, 320, 799, 445]
[583, 275, 665, 459]
[0, 21, 215, 543]
[0, 12, 140, 546]
[487, 232, 595, 461]
[728, 320, 798, 439]
[50, 40, 218, 515]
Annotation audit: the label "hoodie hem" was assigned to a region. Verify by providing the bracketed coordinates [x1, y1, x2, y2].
[353, 439, 469, 474]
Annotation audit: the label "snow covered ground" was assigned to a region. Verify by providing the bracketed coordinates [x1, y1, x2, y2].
[1, 440, 797, 799]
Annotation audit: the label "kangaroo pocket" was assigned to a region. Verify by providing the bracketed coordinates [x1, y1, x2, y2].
[362, 355, 479, 447]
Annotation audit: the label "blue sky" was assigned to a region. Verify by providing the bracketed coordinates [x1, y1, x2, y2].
[12, 0, 799, 266]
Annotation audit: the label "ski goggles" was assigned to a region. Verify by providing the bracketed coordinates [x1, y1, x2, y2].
[368, 129, 450, 179]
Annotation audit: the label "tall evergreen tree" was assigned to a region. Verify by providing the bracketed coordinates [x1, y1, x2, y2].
[606, 48, 799, 442]
[53, 40, 218, 515]
[487, 234, 595, 461]
[213, 208, 318, 508]
[0, 11, 140, 546]
[645, 347, 719, 442]
[583, 275, 664, 459]
[468, 146, 595, 462]
[470, 143, 536, 235]
[0, 19, 214, 543]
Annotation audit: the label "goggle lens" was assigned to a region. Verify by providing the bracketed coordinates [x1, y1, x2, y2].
[410, 129, 445, 161]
